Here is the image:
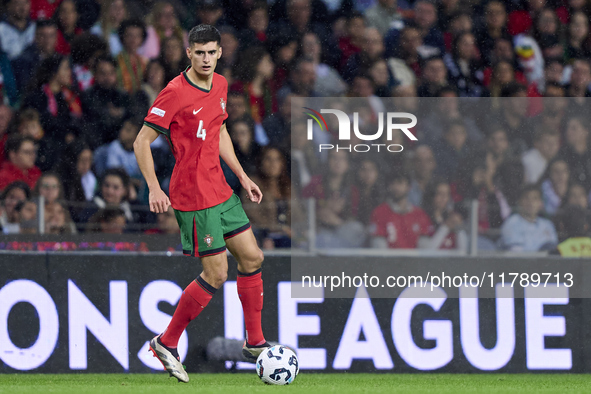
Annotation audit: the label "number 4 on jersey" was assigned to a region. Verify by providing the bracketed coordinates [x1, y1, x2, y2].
[196, 120, 206, 141]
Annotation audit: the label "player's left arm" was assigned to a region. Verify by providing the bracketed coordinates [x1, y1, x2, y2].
[219, 122, 263, 204]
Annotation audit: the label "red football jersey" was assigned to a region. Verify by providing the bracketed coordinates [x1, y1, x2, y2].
[370, 202, 432, 249]
[144, 69, 232, 211]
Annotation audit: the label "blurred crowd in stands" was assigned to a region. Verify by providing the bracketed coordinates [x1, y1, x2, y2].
[0, 0, 591, 253]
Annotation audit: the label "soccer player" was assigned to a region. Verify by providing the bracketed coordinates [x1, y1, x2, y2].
[133, 24, 269, 383]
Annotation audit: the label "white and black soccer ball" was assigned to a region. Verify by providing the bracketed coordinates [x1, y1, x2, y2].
[255, 345, 299, 385]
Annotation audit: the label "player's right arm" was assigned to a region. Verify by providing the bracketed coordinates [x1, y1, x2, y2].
[134, 125, 171, 213]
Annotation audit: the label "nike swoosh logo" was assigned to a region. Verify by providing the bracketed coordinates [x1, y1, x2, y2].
[193, 107, 203, 115]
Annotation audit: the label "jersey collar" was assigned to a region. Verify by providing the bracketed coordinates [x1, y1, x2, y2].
[183, 66, 213, 93]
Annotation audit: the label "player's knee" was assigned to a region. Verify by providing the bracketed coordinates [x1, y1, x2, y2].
[203, 269, 228, 288]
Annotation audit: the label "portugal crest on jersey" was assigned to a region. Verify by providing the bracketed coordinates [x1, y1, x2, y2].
[204, 234, 214, 247]
[220, 98, 226, 114]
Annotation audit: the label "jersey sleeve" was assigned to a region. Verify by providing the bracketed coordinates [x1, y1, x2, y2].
[144, 87, 179, 138]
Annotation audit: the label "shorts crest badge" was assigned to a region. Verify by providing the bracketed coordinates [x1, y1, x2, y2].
[204, 234, 214, 247]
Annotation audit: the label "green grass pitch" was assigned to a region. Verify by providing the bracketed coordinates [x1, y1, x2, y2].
[2, 374, 591, 394]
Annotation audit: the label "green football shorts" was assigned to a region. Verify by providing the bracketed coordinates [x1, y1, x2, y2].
[174, 193, 251, 257]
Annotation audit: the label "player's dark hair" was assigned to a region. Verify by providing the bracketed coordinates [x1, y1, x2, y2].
[188, 24, 221, 46]
[118, 18, 148, 45]
[5, 134, 35, 156]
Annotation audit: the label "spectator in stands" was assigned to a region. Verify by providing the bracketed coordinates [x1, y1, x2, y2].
[418, 179, 468, 251]
[564, 12, 591, 63]
[338, 12, 365, 70]
[417, 56, 448, 97]
[444, 31, 486, 97]
[453, 154, 511, 246]
[408, 145, 436, 206]
[139, 1, 188, 60]
[507, 0, 547, 37]
[87, 207, 127, 233]
[0, 49, 18, 108]
[364, 0, 403, 37]
[278, 57, 318, 97]
[33, 172, 63, 206]
[443, 11, 472, 53]
[242, 146, 292, 249]
[56, 139, 96, 203]
[158, 35, 190, 84]
[44, 200, 77, 234]
[116, 19, 148, 94]
[81, 55, 131, 149]
[79, 168, 144, 230]
[370, 172, 432, 249]
[231, 46, 277, 125]
[267, 31, 298, 92]
[145, 208, 180, 234]
[544, 58, 565, 88]
[11, 19, 57, 93]
[53, 0, 82, 55]
[216, 27, 239, 83]
[474, 1, 510, 67]
[300, 31, 348, 97]
[22, 54, 82, 145]
[501, 185, 558, 251]
[238, 1, 270, 47]
[433, 119, 471, 181]
[0, 181, 30, 234]
[420, 86, 482, 145]
[17, 198, 38, 234]
[491, 83, 532, 152]
[388, 25, 422, 83]
[90, 0, 127, 56]
[540, 158, 570, 216]
[369, 58, 395, 97]
[561, 182, 588, 210]
[132, 59, 166, 116]
[412, 0, 445, 54]
[70, 34, 108, 93]
[0, 0, 36, 60]
[104, 117, 143, 182]
[522, 129, 561, 184]
[343, 27, 386, 84]
[558, 116, 591, 189]
[302, 149, 365, 248]
[195, 0, 227, 28]
[0, 135, 41, 191]
[268, 0, 339, 68]
[352, 158, 384, 225]
[554, 205, 591, 256]
[565, 59, 591, 111]
[532, 8, 564, 60]
[0, 105, 14, 166]
[226, 115, 260, 177]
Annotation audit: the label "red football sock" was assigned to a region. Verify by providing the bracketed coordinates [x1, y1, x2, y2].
[160, 277, 215, 348]
[237, 269, 265, 345]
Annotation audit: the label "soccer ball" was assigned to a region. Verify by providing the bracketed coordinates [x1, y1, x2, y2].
[255, 345, 299, 385]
